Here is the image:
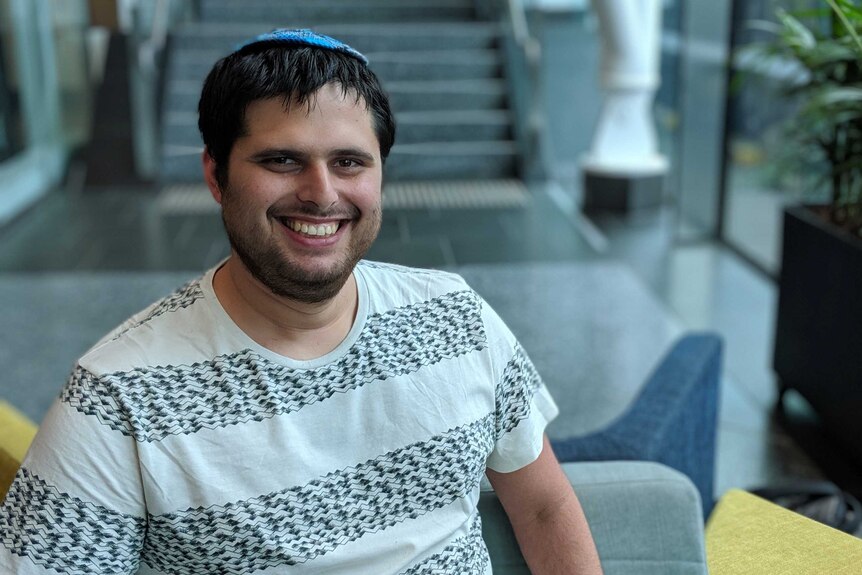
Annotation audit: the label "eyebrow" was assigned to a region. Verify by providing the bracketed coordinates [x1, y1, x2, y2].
[332, 148, 377, 163]
[249, 147, 377, 163]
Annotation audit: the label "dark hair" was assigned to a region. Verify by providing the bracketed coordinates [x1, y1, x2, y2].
[198, 43, 396, 187]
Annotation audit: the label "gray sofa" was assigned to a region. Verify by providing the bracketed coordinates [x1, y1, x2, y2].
[481, 461, 708, 574]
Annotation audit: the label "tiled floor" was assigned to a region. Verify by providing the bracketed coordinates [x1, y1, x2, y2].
[3, 177, 858, 515]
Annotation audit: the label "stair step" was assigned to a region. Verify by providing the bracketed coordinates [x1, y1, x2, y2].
[161, 112, 196, 148]
[395, 111, 512, 143]
[388, 79, 508, 112]
[160, 154, 206, 183]
[392, 141, 519, 155]
[397, 110, 510, 123]
[164, 78, 508, 115]
[382, 179, 529, 209]
[198, 0, 477, 23]
[171, 22, 501, 52]
[168, 48, 502, 84]
[386, 141, 519, 181]
[369, 53, 503, 82]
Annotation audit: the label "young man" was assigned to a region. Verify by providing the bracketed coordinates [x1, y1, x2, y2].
[0, 30, 603, 574]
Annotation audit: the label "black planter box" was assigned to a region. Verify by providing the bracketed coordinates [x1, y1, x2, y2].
[773, 205, 862, 466]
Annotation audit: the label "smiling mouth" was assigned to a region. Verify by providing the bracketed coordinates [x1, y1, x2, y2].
[278, 217, 342, 238]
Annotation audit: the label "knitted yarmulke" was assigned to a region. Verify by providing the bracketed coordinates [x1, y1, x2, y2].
[235, 28, 368, 65]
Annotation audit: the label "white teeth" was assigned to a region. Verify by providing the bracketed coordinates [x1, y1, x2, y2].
[286, 219, 339, 237]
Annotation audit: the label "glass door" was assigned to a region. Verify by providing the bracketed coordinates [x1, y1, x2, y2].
[673, 0, 734, 241]
[720, 0, 826, 275]
[0, 0, 25, 162]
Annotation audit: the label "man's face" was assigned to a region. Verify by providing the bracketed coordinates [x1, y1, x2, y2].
[205, 83, 383, 303]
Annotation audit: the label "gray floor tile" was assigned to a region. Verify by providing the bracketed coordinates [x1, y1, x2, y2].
[716, 424, 825, 497]
[719, 375, 772, 433]
[365, 236, 453, 268]
[399, 208, 512, 241]
[377, 212, 408, 242]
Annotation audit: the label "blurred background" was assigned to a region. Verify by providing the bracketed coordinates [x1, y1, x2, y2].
[1, 0, 860, 514]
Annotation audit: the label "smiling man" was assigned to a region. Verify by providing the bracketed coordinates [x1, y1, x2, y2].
[0, 30, 602, 574]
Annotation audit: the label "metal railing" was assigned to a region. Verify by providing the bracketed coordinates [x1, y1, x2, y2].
[477, 0, 547, 180]
[128, 0, 191, 180]
[508, 0, 546, 179]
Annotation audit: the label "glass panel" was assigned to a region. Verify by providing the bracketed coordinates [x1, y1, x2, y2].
[0, 0, 68, 227]
[674, 0, 733, 240]
[657, 0, 684, 202]
[0, 0, 25, 161]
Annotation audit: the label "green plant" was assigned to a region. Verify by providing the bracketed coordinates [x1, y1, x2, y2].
[756, 0, 862, 233]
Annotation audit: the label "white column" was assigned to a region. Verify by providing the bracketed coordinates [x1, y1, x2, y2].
[582, 0, 667, 176]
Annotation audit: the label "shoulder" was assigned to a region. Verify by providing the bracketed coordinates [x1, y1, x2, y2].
[356, 260, 520, 353]
[357, 260, 467, 286]
[357, 260, 472, 305]
[78, 274, 213, 375]
[355, 260, 516, 335]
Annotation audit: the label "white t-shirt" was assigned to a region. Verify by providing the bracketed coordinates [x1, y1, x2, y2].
[0, 260, 558, 574]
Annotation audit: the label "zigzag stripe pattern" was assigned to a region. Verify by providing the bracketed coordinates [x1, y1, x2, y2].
[110, 279, 204, 341]
[61, 290, 487, 442]
[398, 514, 488, 575]
[141, 416, 496, 574]
[495, 343, 544, 438]
[0, 467, 146, 574]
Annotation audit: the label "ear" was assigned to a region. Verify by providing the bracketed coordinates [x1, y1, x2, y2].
[202, 148, 223, 205]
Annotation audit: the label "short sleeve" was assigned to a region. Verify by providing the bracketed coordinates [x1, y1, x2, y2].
[0, 367, 147, 574]
[482, 311, 559, 473]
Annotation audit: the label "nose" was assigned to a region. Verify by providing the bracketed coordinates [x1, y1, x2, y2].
[296, 162, 338, 209]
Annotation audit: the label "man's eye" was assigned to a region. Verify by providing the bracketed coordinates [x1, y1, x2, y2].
[267, 156, 295, 165]
[335, 159, 360, 168]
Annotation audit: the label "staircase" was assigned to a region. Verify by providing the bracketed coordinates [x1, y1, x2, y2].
[159, 0, 523, 195]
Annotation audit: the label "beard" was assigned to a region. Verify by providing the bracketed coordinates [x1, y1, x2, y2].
[220, 187, 381, 304]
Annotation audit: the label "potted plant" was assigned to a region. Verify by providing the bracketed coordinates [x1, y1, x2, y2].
[758, 0, 862, 467]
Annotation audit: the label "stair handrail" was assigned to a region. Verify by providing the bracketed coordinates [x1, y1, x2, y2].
[127, 0, 192, 179]
[137, 0, 170, 71]
[508, 0, 537, 61]
[502, 0, 546, 179]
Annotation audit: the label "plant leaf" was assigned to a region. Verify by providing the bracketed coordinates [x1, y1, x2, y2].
[827, 0, 862, 53]
[777, 8, 817, 52]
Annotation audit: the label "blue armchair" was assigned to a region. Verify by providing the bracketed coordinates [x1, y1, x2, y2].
[551, 333, 723, 517]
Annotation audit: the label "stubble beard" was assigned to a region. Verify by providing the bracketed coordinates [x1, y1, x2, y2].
[220, 187, 381, 304]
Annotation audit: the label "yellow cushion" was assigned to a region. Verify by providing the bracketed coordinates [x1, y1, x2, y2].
[0, 401, 38, 500]
[706, 489, 862, 574]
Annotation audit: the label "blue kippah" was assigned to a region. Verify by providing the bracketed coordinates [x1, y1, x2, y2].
[235, 28, 368, 65]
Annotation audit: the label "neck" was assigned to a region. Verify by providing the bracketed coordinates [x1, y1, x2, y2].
[212, 256, 358, 360]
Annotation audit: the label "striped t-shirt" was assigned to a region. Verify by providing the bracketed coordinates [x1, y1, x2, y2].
[0, 260, 558, 574]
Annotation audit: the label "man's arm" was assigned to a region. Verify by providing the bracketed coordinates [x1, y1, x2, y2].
[486, 435, 603, 575]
